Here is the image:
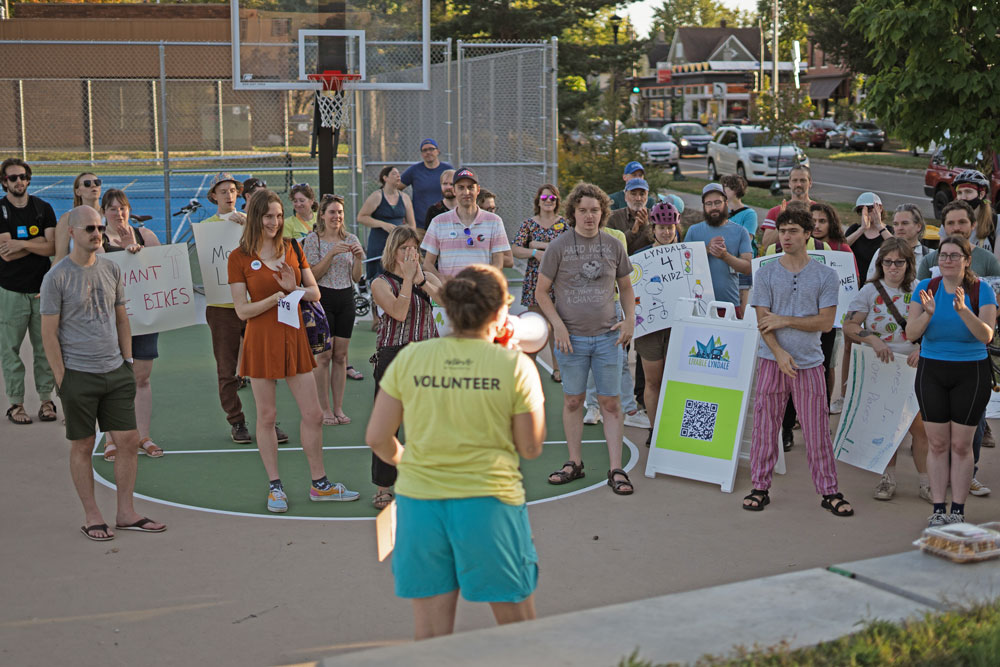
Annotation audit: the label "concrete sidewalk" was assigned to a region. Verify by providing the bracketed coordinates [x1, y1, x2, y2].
[320, 551, 1000, 666]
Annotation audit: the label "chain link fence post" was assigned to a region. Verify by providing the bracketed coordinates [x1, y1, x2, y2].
[159, 42, 172, 239]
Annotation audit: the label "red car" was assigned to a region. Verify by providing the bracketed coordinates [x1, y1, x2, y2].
[795, 119, 838, 148]
[924, 148, 1000, 218]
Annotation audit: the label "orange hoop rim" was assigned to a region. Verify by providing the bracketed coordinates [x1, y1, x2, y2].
[307, 70, 362, 92]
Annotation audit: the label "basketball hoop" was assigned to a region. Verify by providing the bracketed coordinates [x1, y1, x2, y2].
[308, 70, 361, 130]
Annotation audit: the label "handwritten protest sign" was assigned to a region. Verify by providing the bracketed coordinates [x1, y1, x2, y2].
[629, 242, 715, 337]
[192, 221, 243, 304]
[104, 243, 197, 335]
[752, 250, 858, 327]
[833, 345, 918, 474]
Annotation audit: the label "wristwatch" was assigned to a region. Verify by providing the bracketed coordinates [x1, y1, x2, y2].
[415, 277, 427, 288]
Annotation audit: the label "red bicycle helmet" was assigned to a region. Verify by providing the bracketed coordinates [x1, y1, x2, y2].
[650, 201, 679, 226]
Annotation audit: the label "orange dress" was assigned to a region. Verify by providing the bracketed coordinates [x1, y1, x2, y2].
[227, 243, 317, 379]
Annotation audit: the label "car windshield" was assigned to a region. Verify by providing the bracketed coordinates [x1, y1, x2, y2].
[633, 130, 670, 142]
[740, 132, 780, 147]
[855, 122, 879, 130]
[818, 120, 837, 129]
[671, 124, 705, 136]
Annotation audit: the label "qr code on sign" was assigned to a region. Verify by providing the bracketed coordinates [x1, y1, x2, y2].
[679, 399, 718, 441]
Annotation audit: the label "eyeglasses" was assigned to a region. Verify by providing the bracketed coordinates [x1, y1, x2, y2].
[539, 194, 558, 202]
[939, 252, 966, 262]
[703, 198, 726, 208]
[880, 259, 907, 268]
[463, 227, 474, 246]
[79, 224, 106, 233]
[81, 179, 102, 188]
[5, 173, 29, 183]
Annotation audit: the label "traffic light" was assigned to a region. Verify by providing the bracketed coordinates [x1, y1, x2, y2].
[632, 84, 640, 94]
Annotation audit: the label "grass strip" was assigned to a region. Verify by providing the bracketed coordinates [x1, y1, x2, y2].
[805, 148, 929, 171]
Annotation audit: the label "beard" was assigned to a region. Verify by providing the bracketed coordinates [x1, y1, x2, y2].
[705, 206, 729, 226]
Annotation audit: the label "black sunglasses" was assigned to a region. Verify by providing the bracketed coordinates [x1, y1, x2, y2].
[81, 178, 102, 188]
[5, 173, 29, 183]
[80, 224, 106, 233]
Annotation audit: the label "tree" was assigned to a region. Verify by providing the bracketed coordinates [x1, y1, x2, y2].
[808, 0, 875, 75]
[651, 0, 753, 40]
[851, 0, 1000, 170]
[755, 0, 810, 61]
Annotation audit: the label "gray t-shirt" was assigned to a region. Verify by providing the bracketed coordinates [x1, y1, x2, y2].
[683, 220, 752, 307]
[538, 229, 632, 337]
[917, 245, 1000, 279]
[40, 256, 126, 373]
[751, 258, 839, 369]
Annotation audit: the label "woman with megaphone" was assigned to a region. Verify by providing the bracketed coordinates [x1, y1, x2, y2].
[366, 263, 546, 640]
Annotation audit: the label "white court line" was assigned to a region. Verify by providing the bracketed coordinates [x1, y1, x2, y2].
[812, 180, 926, 202]
[32, 179, 65, 195]
[120, 178, 139, 191]
[171, 173, 213, 243]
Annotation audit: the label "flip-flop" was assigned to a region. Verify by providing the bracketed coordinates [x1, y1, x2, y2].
[322, 415, 340, 426]
[335, 415, 352, 425]
[346, 365, 364, 380]
[115, 518, 167, 533]
[81, 524, 114, 541]
[138, 437, 164, 458]
[103, 444, 117, 462]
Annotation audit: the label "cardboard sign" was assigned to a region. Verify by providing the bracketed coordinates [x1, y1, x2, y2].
[630, 242, 715, 337]
[104, 243, 197, 335]
[192, 221, 243, 304]
[833, 345, 919, 473]
[752, 250, 859, 327]
[645, 300, 760, 493]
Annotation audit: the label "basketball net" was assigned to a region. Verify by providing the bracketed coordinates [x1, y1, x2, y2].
[309, 72, 357, 130]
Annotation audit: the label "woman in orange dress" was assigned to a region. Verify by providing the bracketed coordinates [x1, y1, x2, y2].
[228, 189, 360, 513]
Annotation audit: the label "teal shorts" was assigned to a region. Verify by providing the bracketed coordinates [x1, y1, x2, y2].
[392, 494, 538, 603]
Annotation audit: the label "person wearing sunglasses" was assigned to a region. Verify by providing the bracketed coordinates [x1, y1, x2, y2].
[54, 173, 103, 262]
[366, 264, 545, 639]
[0, 158, 58, 426]
[241, 177, 266, 211]
[40, 206, 167, 541]
[907, 234, 997, 526]
[844, 238, 929, 502]
[421, 168, 510, 279]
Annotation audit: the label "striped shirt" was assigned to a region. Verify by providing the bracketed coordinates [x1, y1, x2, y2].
[375, 272, 439, 348]
[421, 207, 511, 277]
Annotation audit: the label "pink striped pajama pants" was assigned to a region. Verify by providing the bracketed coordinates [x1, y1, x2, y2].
[750, 358, 839, 495]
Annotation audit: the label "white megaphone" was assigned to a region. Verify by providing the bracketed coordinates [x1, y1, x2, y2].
[504, 312, 549, 354]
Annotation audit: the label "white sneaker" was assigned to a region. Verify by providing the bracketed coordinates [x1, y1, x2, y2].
[583, 406, 602, 425]
[918, 483, 933, 503]
[970, 478, 991, 496]
[624, 409, 651, 429]
[829, 398, 844, 415]
[873, 474, 896, 501]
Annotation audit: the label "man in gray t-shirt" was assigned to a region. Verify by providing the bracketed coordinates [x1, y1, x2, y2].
[40, 206, 165, 542]
[744, 206, 854, 518]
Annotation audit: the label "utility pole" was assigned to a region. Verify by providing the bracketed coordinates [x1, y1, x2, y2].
[772, 0, 779, 99]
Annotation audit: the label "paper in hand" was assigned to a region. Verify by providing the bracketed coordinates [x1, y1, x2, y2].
[277, 290, 305, 328]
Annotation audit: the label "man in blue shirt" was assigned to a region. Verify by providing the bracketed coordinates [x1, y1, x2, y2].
[683, 183, 752, 311]
[398, 139, 453, 225]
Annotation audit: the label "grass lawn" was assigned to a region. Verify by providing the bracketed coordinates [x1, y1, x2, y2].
[805, 147, 930, 171]
[620, 600, 1000, 666]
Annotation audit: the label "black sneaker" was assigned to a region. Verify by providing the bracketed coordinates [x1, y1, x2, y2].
[782, 427, 794, 452]
[275, 424, 289, 444]
[231, 421, 252, 444]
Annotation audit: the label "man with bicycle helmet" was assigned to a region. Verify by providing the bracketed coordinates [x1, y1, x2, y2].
[953, 170, 997, 258]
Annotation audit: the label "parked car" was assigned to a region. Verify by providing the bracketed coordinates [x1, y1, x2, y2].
[565, 119, 626, 144]
[621, 128, 680, 167]
[924, 147, 1000, 218]
[706, 125, 809, 184]
[660, 122, 713, 155]
[795, 119, 838, 148]
[823, 121, 886, 151]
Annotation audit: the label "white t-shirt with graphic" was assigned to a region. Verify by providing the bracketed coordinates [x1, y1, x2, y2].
[847, 280, 917, 355]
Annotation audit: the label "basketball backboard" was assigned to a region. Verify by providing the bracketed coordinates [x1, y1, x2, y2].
[230, 0, 430, 91]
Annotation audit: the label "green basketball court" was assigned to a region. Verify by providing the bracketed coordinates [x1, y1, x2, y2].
[91, 323, 636, 519]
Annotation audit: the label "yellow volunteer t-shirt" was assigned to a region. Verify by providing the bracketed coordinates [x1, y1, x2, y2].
[284, 212, 315, 239]
[604, 226, 627, 302]
[379, 336, 545, 505]
[201, 212, 242, 309]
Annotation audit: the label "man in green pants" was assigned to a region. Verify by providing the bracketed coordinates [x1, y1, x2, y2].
[0, 158, 57, 425]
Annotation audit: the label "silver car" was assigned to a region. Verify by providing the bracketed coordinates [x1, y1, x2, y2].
[622, 128, 680, 167]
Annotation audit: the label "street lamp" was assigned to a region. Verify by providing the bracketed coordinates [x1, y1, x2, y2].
[610, 14, 622, 44]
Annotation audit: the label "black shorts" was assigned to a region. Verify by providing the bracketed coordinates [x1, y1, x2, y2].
[915, 357, 992, 426]
[132, 333, 159, 360]
[319, 286, 356, 339]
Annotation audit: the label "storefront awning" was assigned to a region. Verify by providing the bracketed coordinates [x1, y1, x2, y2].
[808, 77, 845, 100]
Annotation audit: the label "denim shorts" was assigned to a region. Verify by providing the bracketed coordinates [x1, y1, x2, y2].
[554, 330, 622, 397]
[392, 494, 538, 603]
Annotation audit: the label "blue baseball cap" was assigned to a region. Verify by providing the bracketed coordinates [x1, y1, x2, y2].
[420, 138, 439, 149]
[623, 161, 645, 175]
[625, 178, 650, 193]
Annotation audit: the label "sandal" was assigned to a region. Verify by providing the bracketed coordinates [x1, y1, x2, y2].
[548, 460, 585, 485]
[607, 468, 634, 495]
[139, 437, 164, 458]
[38, 400, 58, 422]
[335, 414, 352, 425]
[742, 488, 770, 511]
[346, 365, 364, 380]
[551, 370, 562, 383]
[6, 404, 32, 425]
[103, 443, 117, 462]
[322, 414, 340, 426]
[80, 524, 114, 542]
[372, 489, 394, 510]
[821, 492, 854, 517]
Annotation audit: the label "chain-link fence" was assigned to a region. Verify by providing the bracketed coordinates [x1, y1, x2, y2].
[0, 38, 558, 254]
